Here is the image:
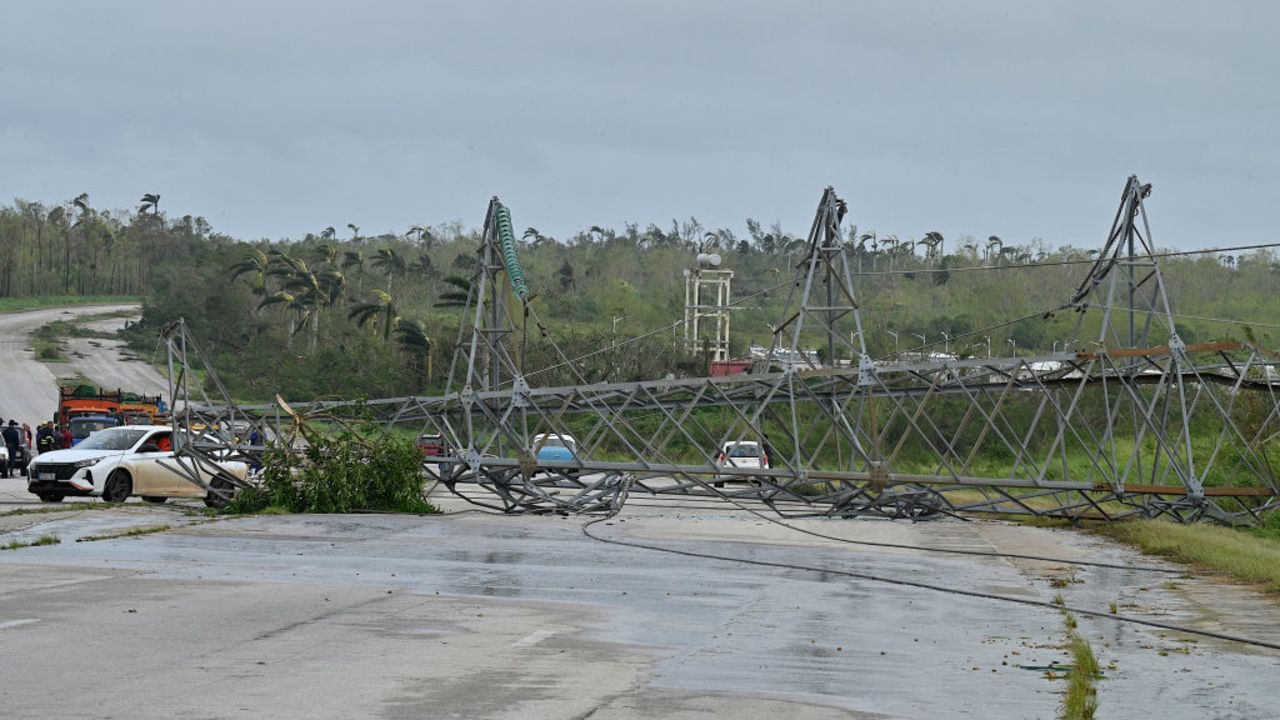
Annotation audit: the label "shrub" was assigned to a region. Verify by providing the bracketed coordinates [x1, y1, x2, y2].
[230, 427, 436, 515]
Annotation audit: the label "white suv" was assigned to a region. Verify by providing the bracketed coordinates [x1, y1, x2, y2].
[715, 440, 770, 484]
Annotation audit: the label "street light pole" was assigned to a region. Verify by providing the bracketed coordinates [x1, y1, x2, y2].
[983, 336, 991, 357]
[886, 330, 899, 358]
[1007, 338, 1017, 354]
[941, 331, 951, 355]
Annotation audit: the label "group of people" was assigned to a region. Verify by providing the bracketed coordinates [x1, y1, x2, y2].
[1, 418, 74, 474]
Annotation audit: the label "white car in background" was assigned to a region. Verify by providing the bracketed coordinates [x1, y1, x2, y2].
[27, 425, 246, 506]
[714, 440, 770, 485]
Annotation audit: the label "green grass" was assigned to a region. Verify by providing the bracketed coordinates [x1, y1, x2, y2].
[0, 295, 141, 314]
[1095, 519, 1280, 593]
[2, 534, 61, 551]
[1060, 613, 1100, 720]
[0, 503, 102, 518]
[76, 524, 172, 542]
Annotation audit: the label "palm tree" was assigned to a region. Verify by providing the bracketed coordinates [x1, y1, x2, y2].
[409, 254, 437, 280]
[347, 223, 360, 242]
[919, 231, 944, 262]
[406, 225, 431, 247]
[320, 226, 337, 241]
[434, 275, 473, 308]
[229, 248, 272, 298]
[315, 243, 338, 267]
[348, 290, 398, 340]
[557, 260, 575, 292]
[257, 290, 310, 347]
[342, 249, 366, 291]
[370, 247, 407, 288]
[138, 193, 160, 216]
[266, 250, 341, 349]
[986, 236, 1003, 264]
[393, 317, 433, 386]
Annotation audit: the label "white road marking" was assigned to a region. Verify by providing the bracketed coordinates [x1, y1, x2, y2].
[512, 628, 557, 647]
[0, 619, 39, 630]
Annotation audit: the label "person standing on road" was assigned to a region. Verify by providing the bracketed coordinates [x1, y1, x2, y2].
[2, 420, 21, 474]
[36, 423, 55, 455]
[59, 424, 72, 449]
[21, 422, 33, 449]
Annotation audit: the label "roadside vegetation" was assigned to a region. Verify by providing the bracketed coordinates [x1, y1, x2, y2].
[0, 295, 140, 314]
[76, 525, 172, 542]
[2, 534, 61, 551]
[1059, 610, 1101, 720]
[1094, 518, 1280, 593]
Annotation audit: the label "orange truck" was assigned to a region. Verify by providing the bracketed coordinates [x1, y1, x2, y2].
[56, 385, 165, 427]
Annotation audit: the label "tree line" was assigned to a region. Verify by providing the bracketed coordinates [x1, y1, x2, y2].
[2, 194, 1277, 401]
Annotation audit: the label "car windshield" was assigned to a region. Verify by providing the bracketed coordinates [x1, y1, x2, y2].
[70, 418, 119, 439]
[76, 428, 147, 451]
[726, 443, 761, 458]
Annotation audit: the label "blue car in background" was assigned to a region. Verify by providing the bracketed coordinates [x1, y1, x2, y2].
[69, 415, 121, 447]
[531, 433, 580, 478]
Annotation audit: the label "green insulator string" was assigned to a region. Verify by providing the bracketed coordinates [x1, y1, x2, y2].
[494, 205, 530, 302]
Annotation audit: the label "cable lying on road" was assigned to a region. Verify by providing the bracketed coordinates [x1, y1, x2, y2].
[581, 516, 1280, 652]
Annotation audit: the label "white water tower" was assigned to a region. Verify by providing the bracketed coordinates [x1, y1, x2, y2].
[684, 253, 733, 362]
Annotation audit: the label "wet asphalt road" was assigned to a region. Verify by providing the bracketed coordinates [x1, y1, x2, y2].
[0, 499, 1277, 720]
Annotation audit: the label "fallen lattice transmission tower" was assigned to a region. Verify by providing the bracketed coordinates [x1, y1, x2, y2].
[167, 179, 1280, 524]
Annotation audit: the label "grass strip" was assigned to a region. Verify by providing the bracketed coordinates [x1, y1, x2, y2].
[76, 525, 172, 543]
[1094, 519, 1280, 593]
[1060, 612, 1100, 720]
[2, 534, 61, 550]
[0, 295, 141, 314]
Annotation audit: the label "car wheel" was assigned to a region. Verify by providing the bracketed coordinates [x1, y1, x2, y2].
[102, 470, 133, 503]
[141, 496, 167, 504]
[1, 466, 9, 479]
[204, 477, 234, 509]
[36, 492, 64, 503]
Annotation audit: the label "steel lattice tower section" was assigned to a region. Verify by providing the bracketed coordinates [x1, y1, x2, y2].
[161, 180, 1280, 524]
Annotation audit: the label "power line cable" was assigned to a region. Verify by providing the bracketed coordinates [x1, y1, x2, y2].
[581, 515, 1280, 652]
[850, 240, 1280, 277]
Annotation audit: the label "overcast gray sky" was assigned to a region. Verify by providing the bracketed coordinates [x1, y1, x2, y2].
[2, 1, 1276, 249]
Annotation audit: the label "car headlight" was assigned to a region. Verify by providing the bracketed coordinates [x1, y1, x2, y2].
[72, 458, 100, 469]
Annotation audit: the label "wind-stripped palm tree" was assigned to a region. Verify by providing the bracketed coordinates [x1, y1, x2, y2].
[434, 275, 473, 308]
[257, 290, 310, 347]
[986, 236, 1003, 264]
[228, 248, 272, 298]
[918, 231, 944, 262]
[370, 247, 407, 288]
[342, 249, 366, 291]
[138, 193, 160, 216]
[407, 225, 435, 249]
[265, 250, 344, 349]
[409, 253, 437, 281]
[348, 290, 398, 340]
[393, 317, 433, 386]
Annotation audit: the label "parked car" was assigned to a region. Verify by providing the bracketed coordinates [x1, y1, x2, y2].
[714, 440, 770, 485]
[27, 425, 247, 506]
[531, 433, 580, 477]
[68, 415, 121, 446]
[0, 442, 32, 479]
